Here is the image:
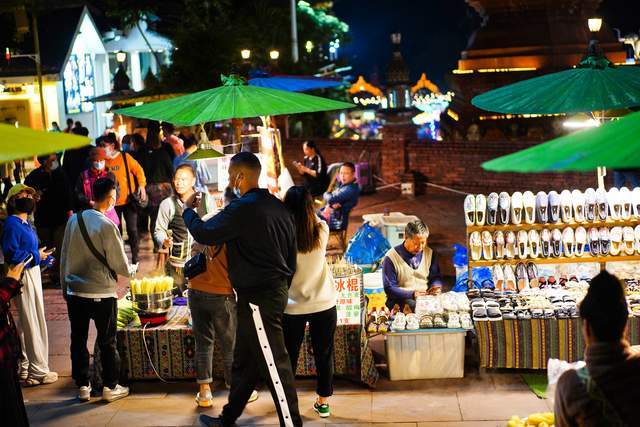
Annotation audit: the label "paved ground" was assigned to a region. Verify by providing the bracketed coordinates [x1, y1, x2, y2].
[21, 188, 551, 426]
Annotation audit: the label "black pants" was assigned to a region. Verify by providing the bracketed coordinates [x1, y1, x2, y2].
[222, 285, 302, 427]
[0, 365, 29, 426]
[283, 306, 337, 397]
[115, 204, 139, 264]
[67, 296, 120, 389]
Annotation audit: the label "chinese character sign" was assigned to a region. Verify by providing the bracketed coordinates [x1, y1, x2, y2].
[334, 273, 362, 325]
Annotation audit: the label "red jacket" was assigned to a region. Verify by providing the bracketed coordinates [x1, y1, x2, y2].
[0, 277, 22, 371]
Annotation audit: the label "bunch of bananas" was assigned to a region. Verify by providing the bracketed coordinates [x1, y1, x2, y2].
[130, 276, 174, 295]
[507, 412, 554, 427]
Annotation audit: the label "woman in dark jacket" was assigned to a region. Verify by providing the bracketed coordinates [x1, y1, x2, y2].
[1, 261, 29, 426]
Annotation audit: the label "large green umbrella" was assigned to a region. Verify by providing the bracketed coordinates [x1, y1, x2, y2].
[482, 111, 640, 172]
[0, 124, 90, 162]
[114, 74, 354, 126]
[472, 55, 640, 114]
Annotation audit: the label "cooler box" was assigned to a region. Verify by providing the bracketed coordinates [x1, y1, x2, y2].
[385, 329, 466, 380]
[362, 212, 421, 247]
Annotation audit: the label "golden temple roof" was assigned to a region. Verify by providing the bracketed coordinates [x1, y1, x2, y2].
[347, 76, 383, 97]
[411, 73, 440, 95]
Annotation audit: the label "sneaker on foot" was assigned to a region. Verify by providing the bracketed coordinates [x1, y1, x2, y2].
[248, 389, 259, 403]
[78, 384, 92, 401]
[102, 384, 130, 402]
[25, 371, 58, 386]
[196, 389, 213, 407]
[314, 400, 330, 418]
[199, 414, 226, 426]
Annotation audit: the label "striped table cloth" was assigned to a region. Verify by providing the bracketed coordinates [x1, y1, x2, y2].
[475, 317, 640, 369]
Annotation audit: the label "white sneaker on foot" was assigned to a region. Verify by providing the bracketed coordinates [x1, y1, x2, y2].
[196, 389, 213, 407]
[79, 384, 91, 401]
[25, 371, 58, 386]
[102, 384, 130, 402]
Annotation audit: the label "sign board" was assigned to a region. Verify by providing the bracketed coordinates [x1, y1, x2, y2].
[334, 272, 362, 326]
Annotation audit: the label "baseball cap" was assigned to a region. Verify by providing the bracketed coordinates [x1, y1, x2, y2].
[7, 184, 36, 201]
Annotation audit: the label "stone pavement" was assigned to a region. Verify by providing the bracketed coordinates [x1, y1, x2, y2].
[22, 188, 552, 426]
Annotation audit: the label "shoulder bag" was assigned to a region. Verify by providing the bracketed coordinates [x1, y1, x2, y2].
[77, 212, 118, 281]
[122, 153, 148, 209]
[184, 245, 223, 280]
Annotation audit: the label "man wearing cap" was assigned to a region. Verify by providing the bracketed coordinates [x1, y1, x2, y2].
[75, 147, 120, 226]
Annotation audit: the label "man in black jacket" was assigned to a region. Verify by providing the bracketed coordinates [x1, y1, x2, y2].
[183, 152, 301, 427]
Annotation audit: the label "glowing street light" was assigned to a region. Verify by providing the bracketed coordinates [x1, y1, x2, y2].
[588, 17, 602, 33]
[116, 51, 127, 63]
[305, 40, 314, 53]
[269, 50, 280, 60]
[240, 49, 251, 60]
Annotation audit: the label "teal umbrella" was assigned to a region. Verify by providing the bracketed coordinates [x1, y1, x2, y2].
[472, 55, 640, 114]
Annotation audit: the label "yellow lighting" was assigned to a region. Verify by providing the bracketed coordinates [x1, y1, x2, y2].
[240, 49, 251, 60]
[588, 18, 602, 33]
[447, 109, 459, 121]
[116, 51, 126, 63]
[452, 69, 474, 74]
[305, 40, 314, 53]
[563, 113, 600, 129]
[269, 50, 280, 60]
[477, 67, 537, 73]
[479, 113, 562, 120]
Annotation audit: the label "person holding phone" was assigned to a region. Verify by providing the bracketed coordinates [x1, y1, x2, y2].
[1, 184, 58, 386]
[1, 260, 30, 426]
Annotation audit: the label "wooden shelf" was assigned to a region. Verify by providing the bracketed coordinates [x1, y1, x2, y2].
[466, 218, 640, 233]
[468, 254, 640, 267]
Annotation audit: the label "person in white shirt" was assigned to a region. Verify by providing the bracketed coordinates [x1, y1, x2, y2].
[282, 186, 337, 419]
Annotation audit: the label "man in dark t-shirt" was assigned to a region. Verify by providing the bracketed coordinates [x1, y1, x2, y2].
[293, 140, 327, 197]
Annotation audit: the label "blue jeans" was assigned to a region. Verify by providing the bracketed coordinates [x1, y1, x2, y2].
[613, 170, 640, 189]
[188, 289, 237, 384]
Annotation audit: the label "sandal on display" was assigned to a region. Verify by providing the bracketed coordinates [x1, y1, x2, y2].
[623, 226, 635, 255]
[610, 227, 623, 256]
[475, 194, 487, 226]
[419, 315, 433, 329]
[608, 187, 621, 220]
[536, 191, 548, 223]
[541, 229, 551, 257]
[526, 262, 538, 288]
[575, 226, 587, 257]
[492, 264, 504, 292]
[391, 313, 406, 331]
[447, 312, 462, 329]
[481, 230, 494, 260]
[499, 192, 511, 224]
[560, 190, 573, 223]
[584, 188, 596, 222]
[505, 231, 517, 259]
[511, 191, 524, 225]
[551, 229, 563, 257]
[517, 230, 529, 259]
[600, 227, 611, 255]
[405, 313, 419, 330]
[595, 188, 609, 221]
[562, 227, 575, 257]
[589, 227, 600, 256]
[433, 314, 446, 328]
[460, 313, 473, 330]
[515, 262, 528, 291]
[528, 229, 540, 258]
[523, 191, 536, 224]
[503, 264, 517, 292]
[633, 187, 640, 219]
[487, 192, 499, 225]
[494, 231, 505, 259]
[635, 225, 640, 254]
[572, 189, 586, 223]
[486, 302, 503, 321]
[548, 191, 561, 223]
[620, 187, 632, 220]
[464, 194, 476, 226]
[469, 231, 482, 261]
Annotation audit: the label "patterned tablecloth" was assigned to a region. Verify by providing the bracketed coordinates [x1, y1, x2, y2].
[475, 317, 640, 369]
[117, 306, 379, 387]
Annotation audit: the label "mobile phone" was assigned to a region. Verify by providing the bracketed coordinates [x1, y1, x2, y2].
[20, 253, 33, 266]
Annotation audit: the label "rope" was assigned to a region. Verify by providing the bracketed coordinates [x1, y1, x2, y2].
[141, 322, 175, 384]
[372, 174, 469, 195]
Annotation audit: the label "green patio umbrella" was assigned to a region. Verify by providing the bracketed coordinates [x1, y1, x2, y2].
[482, 111, 640, 172]
[471, 55, 640, 114]
[114, 74, 354, 125]
[0, 124, 90, 162]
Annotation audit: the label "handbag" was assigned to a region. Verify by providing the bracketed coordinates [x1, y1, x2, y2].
[184, 245, 223, 280]
[122, 153, 148, 209]
[77, 211, 118, 281]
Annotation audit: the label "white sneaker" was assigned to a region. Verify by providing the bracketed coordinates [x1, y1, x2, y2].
[79, 384, 91, 402]
[196, 389, 213, 408]
[102, 384, 130, 402]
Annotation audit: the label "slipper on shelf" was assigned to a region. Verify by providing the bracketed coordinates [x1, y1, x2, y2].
[505, 231, 517, 259]
[391, 313, 407, 331]
[460, 313, 473, 330]
[608, 187, 621, 220]
[492, 264, 504, 292]
[481, 230, 494, 260]
[633, 187, 640, 219]
[526, 262, 538, 288]
[447, 312, 462, 329]
[548, 191, 561, 223]
[541, 228, 551, 258]
[515, 262, 528, 291]
[620, 187, 632, 220]
[635, 225, 640, 255]
[623, 226, 635, 255]
[494, 231, 505, 259]
[575, 226, 587, 257]
[405, 313, 419, 330]
[499, 192, 511, 225]
[600, 227, 611, 255]
[562, 227, 575, 257]
[503, 264, 517, 292]
[560, 190, 573, 223]
[596, 188, 609, 221]
[475, 194, 487, 226]
[487, 305, 503, 321]
[469, 231, 482, 261]
[584, 188, 597, 222]
[433, 314, 447, 328]
[589, 227, 600, 256]
[572, 189, 586, 223]
[511, 191, 524, 225]
[517, 230, 529, 259]
[487, 192, 499, 225]
[419, 315, 433, 329]
[523, 191, 536, 224]
[528, 229, 540, 258]
[610, 227, 623, 256]
[552, 229, 563, 257]
[536, 191, 548, 224]
[464, 194, 476, 226]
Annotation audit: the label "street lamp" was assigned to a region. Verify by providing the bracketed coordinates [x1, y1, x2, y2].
[116, 51, 127, 63]
[240, 49, 251, 60]
[269, 49, 280, 60]
[588, 17, 602, 33]
[305, 40, 314, 53]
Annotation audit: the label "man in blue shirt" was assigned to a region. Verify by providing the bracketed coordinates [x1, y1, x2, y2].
[382, 220, 443, 312]
[318, 162, 360, 231]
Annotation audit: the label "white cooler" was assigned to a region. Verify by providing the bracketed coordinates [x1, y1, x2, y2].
[385, 329, 466, 380]
[362, 212, 421, 247]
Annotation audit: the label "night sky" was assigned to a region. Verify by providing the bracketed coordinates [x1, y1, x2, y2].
[333, 0, 640, 90]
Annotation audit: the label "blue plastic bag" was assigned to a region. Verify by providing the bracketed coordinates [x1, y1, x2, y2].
[345, 223, 391, 265]
[451, 243, 491, 292]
